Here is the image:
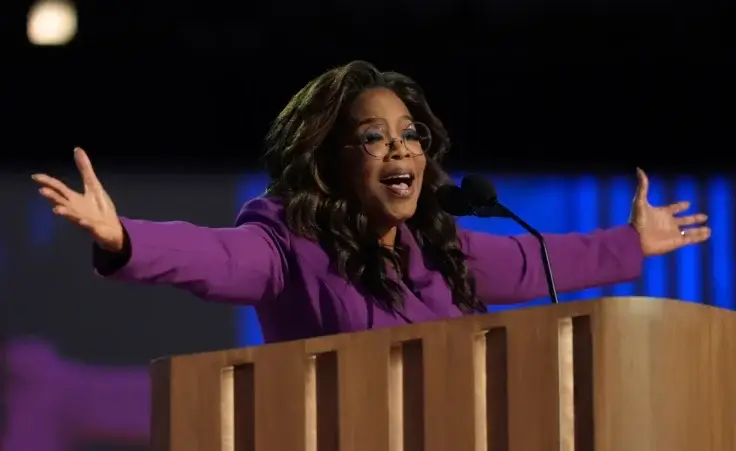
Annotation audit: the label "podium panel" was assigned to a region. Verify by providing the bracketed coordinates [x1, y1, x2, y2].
[151, 297, 736, 451]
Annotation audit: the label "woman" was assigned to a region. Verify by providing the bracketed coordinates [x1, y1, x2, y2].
[32, 61, 710, 343]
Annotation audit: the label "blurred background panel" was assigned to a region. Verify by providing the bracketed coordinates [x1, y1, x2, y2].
[1, 0, 733, 449]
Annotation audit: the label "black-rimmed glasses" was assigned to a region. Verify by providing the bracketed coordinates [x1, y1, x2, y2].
[356, 122, 432, 159]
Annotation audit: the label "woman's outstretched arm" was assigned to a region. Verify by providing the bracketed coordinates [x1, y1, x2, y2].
[94, 197, 289, 305]
[33, 149, 288, 306]
[461, 225, 644, 304]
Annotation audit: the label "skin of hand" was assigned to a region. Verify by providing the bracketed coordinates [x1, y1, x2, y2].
[32, 148, 124, 252]
[629, 168, 710, 256]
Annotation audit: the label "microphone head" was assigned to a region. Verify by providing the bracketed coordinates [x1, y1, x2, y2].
[436, 184, 473, 216]
[461, 174, 498, 207]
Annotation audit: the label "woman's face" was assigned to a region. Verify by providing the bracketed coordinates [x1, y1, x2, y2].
[341, 87, 428, 230]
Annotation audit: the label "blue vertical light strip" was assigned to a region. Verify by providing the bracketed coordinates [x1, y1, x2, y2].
[673, 177, 701, 303]
[235, 173, 269, 347]
[707, 177, 733, 309]
[571, 175, 604, 301]
[642, 175, 668, 298]
[608, 175, 637, 296]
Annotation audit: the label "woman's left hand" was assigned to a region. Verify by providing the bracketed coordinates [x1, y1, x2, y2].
[630, 168, 711, 257]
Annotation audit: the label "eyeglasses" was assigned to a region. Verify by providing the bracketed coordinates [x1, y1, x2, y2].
[356, 122, 432, 159]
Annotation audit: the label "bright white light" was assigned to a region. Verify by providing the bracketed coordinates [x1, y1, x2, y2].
[27, 0, 78, 46]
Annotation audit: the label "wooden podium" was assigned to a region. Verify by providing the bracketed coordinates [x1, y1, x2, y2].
[150, 297, 736, 451]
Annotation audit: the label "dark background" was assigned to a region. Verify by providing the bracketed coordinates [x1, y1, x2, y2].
[2, 0, 733, 172]
[1, 0, 734, 449]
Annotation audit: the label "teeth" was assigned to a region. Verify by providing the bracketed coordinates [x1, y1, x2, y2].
[385, 174, 411, 180]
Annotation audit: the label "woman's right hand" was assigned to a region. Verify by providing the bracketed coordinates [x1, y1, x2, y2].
[32, 148, 125, 252]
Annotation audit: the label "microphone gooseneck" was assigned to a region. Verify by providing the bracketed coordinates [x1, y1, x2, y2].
[437, 175, 559, 304]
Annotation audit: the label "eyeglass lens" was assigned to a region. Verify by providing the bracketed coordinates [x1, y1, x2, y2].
[360, 122, 431, 158]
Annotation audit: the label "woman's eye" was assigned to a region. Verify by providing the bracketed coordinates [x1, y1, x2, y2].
[362, 131, 384, 143]
[403, 130, 420, 141]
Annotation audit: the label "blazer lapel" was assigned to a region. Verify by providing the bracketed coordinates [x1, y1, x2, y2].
[397, 224, 459, 319]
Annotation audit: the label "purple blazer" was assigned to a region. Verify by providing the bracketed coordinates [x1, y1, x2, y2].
[96, 197, 643, 343]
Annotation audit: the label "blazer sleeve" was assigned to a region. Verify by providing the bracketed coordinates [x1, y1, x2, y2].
[460, 225, 644, 304]
[92, 198, 289, 305]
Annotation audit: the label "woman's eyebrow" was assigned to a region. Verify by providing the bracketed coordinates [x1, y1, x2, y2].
[356, 115, 413, 127]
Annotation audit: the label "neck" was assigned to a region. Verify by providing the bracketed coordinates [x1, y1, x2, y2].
[378, 226, 398, 249]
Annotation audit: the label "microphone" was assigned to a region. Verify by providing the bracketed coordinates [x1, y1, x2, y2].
[435, 184, 473, 216]
[438, 174, 559, 304]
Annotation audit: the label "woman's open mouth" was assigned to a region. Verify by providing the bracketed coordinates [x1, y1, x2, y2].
[380, 173, 415, 198]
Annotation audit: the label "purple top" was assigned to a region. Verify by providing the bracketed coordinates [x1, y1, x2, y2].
[97, 197, 643, 343]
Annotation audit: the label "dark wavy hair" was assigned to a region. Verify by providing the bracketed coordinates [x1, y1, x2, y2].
[264, 61, 484, 314]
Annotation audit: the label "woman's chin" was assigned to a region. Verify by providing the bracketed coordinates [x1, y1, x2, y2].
[380, 201, 418, 225]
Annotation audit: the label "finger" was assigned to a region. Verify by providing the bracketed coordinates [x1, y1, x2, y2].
[667, 201, 691, 214]
[51, 205, 88, 228]
[31, 173, 77, 199]
[634, 167, 649, 205]
[52, 205, 76, 220]
[74, 147, 103, 191]
[681, 226, 711, 245]
[39, 187, 69, 206]
[676, 213, 708, 227]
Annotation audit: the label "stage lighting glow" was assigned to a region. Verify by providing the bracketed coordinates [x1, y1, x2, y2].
[27, 0, 78, 46]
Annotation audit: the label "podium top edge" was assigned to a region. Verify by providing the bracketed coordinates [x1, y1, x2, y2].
[150, 297, 727, 366]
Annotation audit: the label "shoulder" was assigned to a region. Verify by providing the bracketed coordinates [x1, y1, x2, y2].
[235, 196, 286, 226]
[235, 195, 335, 274]
[455, 226, 517, 259]
[456, 226, 483, 250]
[235, 196, 292, 247]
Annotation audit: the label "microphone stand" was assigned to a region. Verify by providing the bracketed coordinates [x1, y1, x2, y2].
[474, 204, 560, 304]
